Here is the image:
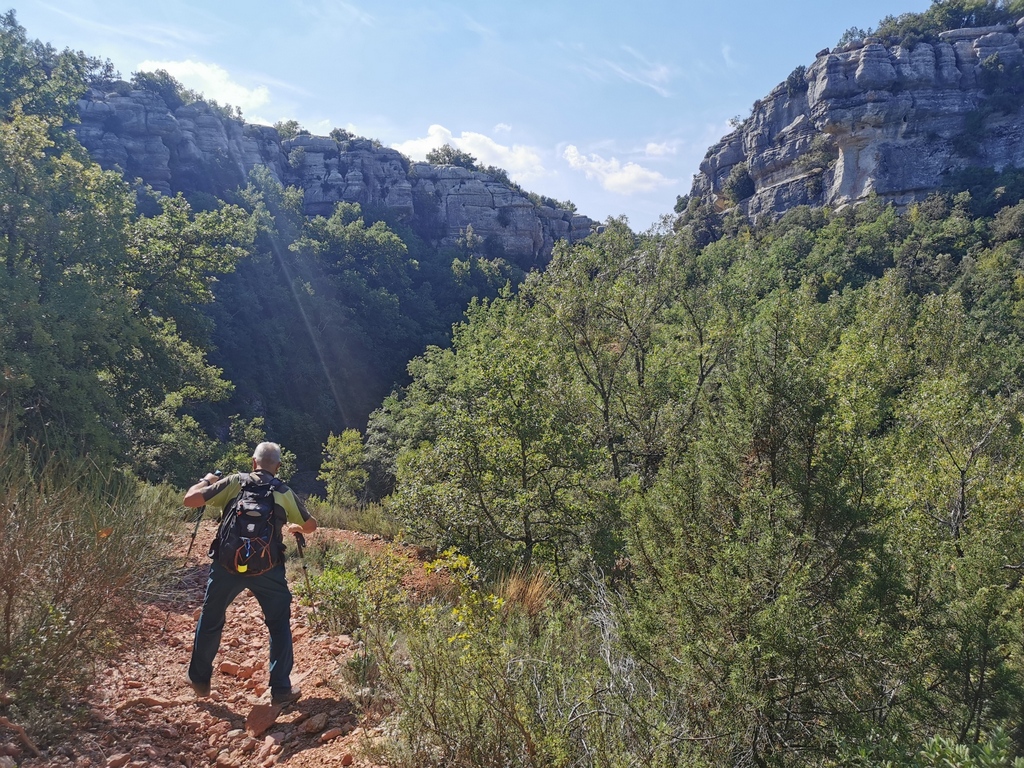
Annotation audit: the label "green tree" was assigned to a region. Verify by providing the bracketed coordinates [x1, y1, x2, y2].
[129, 69, 198, 110]
[389, 294, 612, 577]
[0, 14, 251, 477]
[722, 162, 755, 203]
[214, 416, 297, 480]
[527, 218, 684, 485]
[426, 144, 478, 170]
[623, 287, 893, 765]
[875, 293, 1024, 747]
[318, 429, 368, 506]
[273, 119, 305, 140]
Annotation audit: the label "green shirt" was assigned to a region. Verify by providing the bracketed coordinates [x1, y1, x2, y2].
[199, 470, 311, 527]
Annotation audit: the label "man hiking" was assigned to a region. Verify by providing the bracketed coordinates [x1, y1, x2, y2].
[182, 441, 317, 706]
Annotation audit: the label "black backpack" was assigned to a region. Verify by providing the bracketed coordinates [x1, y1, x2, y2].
[211, 472, 284, 575]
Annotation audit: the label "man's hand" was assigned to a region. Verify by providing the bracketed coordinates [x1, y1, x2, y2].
[285, 523, 306, 537]
[183, 470, 221, 508]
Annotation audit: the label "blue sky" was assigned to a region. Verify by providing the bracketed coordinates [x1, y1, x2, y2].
[16, 0, 933, 229]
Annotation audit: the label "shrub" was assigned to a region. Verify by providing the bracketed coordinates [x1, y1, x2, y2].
[426, 145, 478, 170]
[979, 53, 1024, 112]
[294, 541, 409, 638]
[849, 728, 1024, 767]
[288, 146, 306, 169]
[913, 730, 1024, 767]
[274, 119, 304, 140]
[370, 552, 634, 767]
[837, 26, 870, 48]
[307, 566, 363, 633]
[0, 436, 176, 742]
[526, 191, 577, 213]
[786, 65, 808, 96]
[722, 162, 755, 203]
[304, 497, 401, 538]
[130, 69, 198, 110]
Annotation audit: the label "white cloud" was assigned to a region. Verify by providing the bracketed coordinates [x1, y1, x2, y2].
[308, 118, 335, 135]
[607, 46, 673, 97]
[721, 44, 739, 70]
[392, 125, 548, 182]
[44, 4, 211, 48]
[391, 125, 453, 160]
[493, 123, 513, 133]
[136, 59, 271, 112]
[645, 141, 678, 157]
[296, 0, 375, 27]
[563, 145, 674, 195]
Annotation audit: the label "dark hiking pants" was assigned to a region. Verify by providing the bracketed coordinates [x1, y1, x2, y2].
[188, 560, 294, 698]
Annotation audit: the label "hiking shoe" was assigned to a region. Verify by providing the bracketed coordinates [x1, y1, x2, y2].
[187, 676, 210, 698]
[271, 687, 301, 706]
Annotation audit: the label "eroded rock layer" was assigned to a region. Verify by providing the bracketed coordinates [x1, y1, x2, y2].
[74, 92, 594, 265]
[689, 19, 1024, 220]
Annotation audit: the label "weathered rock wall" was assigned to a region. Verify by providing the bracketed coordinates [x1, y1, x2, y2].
[74, 90, 594, 265]
[690, 18, 1024, 221]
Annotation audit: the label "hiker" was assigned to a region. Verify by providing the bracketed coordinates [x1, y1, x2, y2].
[182, 441, 317, 706]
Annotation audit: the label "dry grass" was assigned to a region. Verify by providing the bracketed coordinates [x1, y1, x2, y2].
[0, 433, 177, 742]
[496, 568, 555, 621]
[304, 498, 401, 539]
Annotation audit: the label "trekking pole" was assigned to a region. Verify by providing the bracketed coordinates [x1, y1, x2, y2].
[182, 470, 222, 562]
[293, 531, 320, 630]
[162, 470, 221, 633]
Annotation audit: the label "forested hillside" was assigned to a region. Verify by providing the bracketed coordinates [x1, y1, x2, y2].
[0, 11, 534, 483]
[0, 12, 249, 481]
[5, 1, 1024, 765]
[360, 190, 1024, 764]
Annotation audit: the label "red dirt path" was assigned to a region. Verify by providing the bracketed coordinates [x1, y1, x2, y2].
[9, 522, 441, 768]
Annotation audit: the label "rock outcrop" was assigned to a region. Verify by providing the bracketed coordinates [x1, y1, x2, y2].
[689, 18, 1024, 221]
[74, 90, 594, 266]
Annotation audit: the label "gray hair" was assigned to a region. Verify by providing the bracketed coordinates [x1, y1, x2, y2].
[252, 442, 282, 467]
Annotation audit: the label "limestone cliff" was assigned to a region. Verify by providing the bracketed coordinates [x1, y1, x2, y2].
[689, 18, 1024, 221]
[74, 90, 594, 266]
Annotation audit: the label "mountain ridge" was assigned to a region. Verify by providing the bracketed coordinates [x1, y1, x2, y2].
[688, 16, 1024, 221]
[73, 87, 595, 268]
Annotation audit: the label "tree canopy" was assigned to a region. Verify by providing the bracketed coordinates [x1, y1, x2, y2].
[366, 182, 1024, 762]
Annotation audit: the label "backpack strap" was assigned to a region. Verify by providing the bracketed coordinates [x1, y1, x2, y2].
[223, 472, 251, 519]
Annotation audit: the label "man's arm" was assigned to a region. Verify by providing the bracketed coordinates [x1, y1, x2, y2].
[282, 490, 318, 537]
[183, 473, 223, 508]
[284, 517, 318, 537]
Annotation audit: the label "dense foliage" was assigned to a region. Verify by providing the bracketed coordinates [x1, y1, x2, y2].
[200, 168, 523, 468]
[0, 13, 254, 485]
[839, 0, 1024, 47]
[0, 12, 534, 480]
[0, 436, 178, 739]
[364, 185, 1024, 762]
[9, 0, 1024, 761]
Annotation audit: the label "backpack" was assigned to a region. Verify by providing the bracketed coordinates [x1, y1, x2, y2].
[210, 472, 284, 575]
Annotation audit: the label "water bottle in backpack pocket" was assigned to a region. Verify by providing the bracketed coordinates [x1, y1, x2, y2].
[210, 473, 283, 575]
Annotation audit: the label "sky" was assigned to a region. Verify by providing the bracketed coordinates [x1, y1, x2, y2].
[15, 0, 935, 230]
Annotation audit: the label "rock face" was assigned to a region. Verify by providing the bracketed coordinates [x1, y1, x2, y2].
[74, 90, 594, 265]
[689, 18, 1024, 221]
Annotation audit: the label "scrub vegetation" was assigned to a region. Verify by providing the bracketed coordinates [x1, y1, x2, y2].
[7, 3, 1024, 765]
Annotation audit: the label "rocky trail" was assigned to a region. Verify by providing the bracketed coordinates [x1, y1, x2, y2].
[9, 522, 438, 768]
